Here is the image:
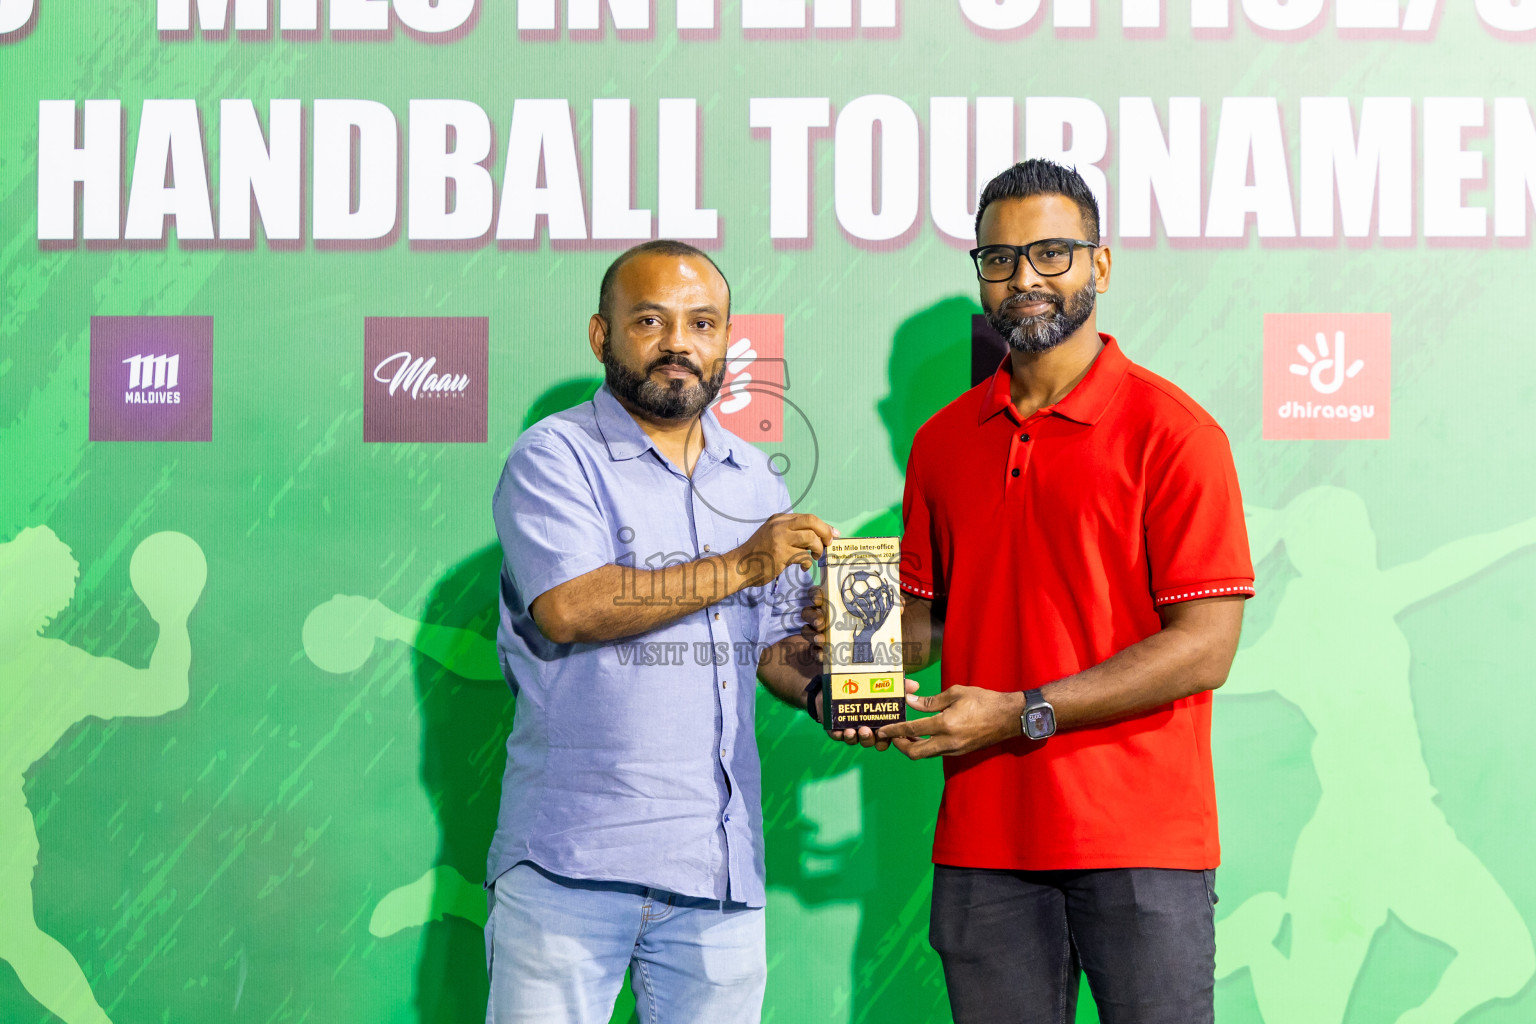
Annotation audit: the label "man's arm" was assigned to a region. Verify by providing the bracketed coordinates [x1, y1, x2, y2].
[756, 633, 821, 709]
[899, 593, 943, 674]
[532, 513, 835, 644]
[877, 595, 1245, 759]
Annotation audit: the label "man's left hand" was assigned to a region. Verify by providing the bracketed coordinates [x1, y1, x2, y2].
[877, 685, 1024, 759]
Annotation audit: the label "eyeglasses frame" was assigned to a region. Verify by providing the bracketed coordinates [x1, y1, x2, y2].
[968, 238, 1100, 282]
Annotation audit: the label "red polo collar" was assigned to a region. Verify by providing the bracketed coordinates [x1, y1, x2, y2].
[977, 333, 1131, 427]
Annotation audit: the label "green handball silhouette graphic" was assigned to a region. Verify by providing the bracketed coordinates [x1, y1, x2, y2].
[839, 569, 895, 664]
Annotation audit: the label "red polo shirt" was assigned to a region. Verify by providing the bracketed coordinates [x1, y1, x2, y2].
[900, 334, 1253, 870]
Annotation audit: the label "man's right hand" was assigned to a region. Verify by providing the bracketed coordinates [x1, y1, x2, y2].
[730, 513, 836, 588]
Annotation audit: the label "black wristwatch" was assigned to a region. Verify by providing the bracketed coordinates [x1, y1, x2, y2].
[1021, 688, 1056, 740]
[803, 674, 826, 724]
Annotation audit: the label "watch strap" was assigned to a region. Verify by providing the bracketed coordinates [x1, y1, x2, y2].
[803, 674, 826, 725]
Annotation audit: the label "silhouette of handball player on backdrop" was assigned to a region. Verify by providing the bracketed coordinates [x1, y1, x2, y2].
[1216, 486, 1536, 1024]
[0, 526, 206, 1024]
[301, 379, 601, 1024]
[302, 587, 502, 935]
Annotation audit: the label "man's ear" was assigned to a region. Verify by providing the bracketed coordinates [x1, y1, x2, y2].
[588, 313, 608, 363]
[1093, 246, 1112, 294]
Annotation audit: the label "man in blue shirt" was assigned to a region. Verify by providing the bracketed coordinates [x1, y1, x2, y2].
[486, 240, 834, 1023]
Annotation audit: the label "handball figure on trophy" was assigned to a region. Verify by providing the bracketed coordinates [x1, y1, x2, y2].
[839, 569, 895, 664]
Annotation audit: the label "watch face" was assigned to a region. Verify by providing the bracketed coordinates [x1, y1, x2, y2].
[1025, 706, 1056, 740]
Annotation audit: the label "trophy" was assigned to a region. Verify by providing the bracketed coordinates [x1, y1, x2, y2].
[821, 537, 906, 732]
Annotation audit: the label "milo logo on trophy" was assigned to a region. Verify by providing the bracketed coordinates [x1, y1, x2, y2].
[821, 537, 906, 733]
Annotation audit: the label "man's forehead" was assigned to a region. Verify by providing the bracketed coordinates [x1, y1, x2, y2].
[978, 194, 1088, 242]
[614, 253, 727, 305]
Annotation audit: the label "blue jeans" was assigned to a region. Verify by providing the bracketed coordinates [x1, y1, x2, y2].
[929, 865, 1219, 1024]
[484, 862, 766, 1024]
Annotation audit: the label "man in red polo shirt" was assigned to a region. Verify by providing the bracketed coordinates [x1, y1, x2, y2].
[873, 160, 1254, 1023]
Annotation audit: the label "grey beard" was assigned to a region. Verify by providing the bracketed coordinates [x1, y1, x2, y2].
[603, 339, 726, 421]
[987, 275, 1097, 354]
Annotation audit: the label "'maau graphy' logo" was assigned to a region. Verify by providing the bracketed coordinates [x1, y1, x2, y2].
[1264, 314, 1390, 441]
[372, 352, 471, 400]
[364, 317, 488, 443]
[89, 317, 211, 441]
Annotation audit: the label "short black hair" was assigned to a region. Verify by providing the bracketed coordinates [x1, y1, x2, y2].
[597, 240, 731, 323]
[974, 159, 1101, 244]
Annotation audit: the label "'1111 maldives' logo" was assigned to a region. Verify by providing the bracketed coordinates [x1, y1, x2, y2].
[89, 317, 212, 441]
[122, 354, 181, 400]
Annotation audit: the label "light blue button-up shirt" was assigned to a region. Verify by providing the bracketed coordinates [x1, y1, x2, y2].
[487, 384, 804, 908]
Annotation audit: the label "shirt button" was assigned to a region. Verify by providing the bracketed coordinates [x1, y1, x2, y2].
[703, 544, 711, 552]
[1011, 468, 1020, 477]
[721, 748, 727, 757]
[1020, 433, 1031, 442]
[721, 679, 728, 689]
[714, 612, 720, 620]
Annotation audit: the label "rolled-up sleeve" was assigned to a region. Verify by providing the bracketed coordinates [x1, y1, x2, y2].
[751, 476, 805, 649]
[493, 440, 613, 605]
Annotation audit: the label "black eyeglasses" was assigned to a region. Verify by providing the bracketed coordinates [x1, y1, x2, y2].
[969, 239, 1098, 282]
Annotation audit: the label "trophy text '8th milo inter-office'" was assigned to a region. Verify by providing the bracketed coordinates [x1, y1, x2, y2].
[821, 537, 906, 732]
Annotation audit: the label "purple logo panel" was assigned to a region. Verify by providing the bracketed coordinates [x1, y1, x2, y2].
[89, 316, 213, 442]
[363, 317, 489, 443]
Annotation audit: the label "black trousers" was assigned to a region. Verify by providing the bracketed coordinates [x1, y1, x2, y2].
[929, 864, 1218, 1024]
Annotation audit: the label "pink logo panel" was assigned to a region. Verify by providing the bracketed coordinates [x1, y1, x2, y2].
[1263, 313, 1391, 441]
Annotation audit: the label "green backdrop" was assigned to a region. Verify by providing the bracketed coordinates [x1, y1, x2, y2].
[4, 2, 1535, 1022]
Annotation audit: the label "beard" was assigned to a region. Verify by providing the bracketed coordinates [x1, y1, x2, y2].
[603, 338, 726, 421]
[985, 274, 1097, 354]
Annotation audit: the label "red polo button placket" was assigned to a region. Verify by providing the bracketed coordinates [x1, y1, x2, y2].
[1003, 410, 1045, 501]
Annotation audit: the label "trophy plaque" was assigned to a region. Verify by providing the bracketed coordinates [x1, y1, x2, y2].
[821, 537, 906, 732]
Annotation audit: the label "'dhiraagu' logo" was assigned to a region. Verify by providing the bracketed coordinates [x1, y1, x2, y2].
[710, 314, 784, 442]
[89, 316, 212, 441]
[364, 317, 487, 443]
[1264, 314, 1390, 440]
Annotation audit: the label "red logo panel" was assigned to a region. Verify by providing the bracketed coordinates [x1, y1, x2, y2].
[710, 314, 784, 443]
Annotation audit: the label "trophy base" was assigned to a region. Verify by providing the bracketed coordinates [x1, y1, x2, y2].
[824, 672, 907, 732]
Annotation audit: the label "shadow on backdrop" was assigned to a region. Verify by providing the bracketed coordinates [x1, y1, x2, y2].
[300, 378, 606, 1023]
[757, 296, 978, 1024]
[407, 377, 606, 1024]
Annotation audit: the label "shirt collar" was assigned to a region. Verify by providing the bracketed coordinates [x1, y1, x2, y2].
[977, 333, 1130, 427]
[593, 383, 743, 469]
